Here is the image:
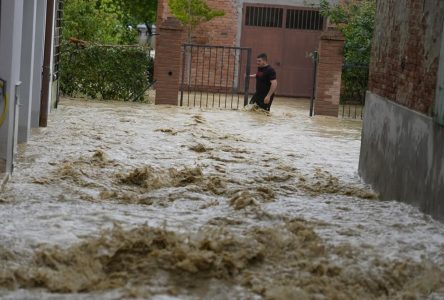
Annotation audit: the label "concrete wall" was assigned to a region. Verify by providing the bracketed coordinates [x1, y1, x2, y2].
[369, 0, 444, 115]
[359, 92, 444, 221]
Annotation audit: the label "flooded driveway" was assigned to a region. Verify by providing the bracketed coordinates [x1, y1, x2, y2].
[0, 98, 443, 299]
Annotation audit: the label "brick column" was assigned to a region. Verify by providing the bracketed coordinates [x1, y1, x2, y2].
[156, 0, 166, 28]
[154, 17, 183, 105]
[314, 29, 345, 117]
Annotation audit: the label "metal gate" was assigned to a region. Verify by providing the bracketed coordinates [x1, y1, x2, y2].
[340, 64, 369, 119]
[180, 44, 252, 109]
[53, 0, 64, 108]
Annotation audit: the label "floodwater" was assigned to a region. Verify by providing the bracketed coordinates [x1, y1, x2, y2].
[0, 97, 444, 300]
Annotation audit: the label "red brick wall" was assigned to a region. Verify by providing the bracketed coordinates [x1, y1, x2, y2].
[156, 0, 237, 47]
[369, 0, 444, 115]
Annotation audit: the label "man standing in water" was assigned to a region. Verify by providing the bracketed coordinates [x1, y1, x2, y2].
[249, 53, 278, 111]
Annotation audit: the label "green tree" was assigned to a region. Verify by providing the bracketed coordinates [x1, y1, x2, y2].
[98, 0, 158, 25]
[63, 0, 122, 43]
[320, 0, 376, 65]
[118, 0, 158, 24]
[319, 0, 375, 104]
[63, 0, 158, 44]
[168, 0, 224, 41]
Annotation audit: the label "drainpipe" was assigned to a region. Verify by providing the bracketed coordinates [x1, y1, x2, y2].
[39, 0, 55, 127]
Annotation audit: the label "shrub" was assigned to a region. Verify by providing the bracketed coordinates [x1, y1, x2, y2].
[60, 43, 153, 101]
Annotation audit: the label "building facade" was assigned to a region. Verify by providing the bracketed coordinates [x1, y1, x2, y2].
[359, 0, 444, 220]
[157, 0, 339, 98]
[0, 0, 61, 175]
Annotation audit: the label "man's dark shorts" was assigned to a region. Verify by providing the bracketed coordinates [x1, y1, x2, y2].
[250, 94, 274, 111]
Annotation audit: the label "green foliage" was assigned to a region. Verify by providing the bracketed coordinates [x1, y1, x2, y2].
[320, 0, 375, 104]
[63, 0, 126, 44]
[60, 44, 153, 101]
[320, 0, 375, 65]
[97, 0, 158, 27]
[63, 0, 158, 45]
[168, 0, 224, 40]
[115, 0, 158, 24]
[61, 0, 157, 102]
[340, 66, 369, 104]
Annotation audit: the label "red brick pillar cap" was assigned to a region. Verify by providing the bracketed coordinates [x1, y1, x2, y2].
[160, 17, 183, 31]
[320, 28, 345, 41]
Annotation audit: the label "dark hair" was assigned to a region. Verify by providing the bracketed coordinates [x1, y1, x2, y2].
[257, 53, 268, 61]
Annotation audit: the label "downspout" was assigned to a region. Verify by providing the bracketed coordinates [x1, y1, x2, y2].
[39, 0, 55, 127]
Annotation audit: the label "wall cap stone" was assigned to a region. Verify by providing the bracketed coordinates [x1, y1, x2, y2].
[159, 17, 183, 31]
[320, 28, 345, 41]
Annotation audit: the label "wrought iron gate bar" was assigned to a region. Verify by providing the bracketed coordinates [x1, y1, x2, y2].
[180, 44, 252, 109]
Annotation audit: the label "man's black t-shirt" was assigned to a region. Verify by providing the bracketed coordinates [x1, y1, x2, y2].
[255, 65, 277, 97]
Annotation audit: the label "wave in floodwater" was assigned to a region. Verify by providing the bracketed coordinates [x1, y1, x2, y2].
[0, 98, 443, 299]
[1, 221, 443, 299]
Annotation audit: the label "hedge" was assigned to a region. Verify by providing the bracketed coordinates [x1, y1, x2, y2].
[60, 43, 154, 101]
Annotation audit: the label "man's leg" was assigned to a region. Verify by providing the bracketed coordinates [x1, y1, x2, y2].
[264, 95, 275, 111]
[253, 95, 268, 110]
[249, 94, 258, 105]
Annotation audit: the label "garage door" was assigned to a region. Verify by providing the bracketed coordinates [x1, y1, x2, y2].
[241, 4, 324, 98]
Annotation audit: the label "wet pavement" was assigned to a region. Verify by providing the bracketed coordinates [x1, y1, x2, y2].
[0, 97, 443, 299]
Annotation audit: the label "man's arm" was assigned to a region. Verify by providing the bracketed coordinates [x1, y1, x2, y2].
[249, 74, 256, 78]
[264, 79, 277, 104]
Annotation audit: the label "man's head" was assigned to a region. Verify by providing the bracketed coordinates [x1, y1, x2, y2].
[256, 53, 268, 67]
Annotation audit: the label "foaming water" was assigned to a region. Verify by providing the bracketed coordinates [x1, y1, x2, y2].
[0, 97, 443, 299]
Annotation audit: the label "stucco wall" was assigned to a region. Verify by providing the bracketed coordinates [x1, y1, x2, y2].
[359, 92, 444, 221]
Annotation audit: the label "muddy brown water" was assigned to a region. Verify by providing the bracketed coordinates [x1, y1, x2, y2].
[0, 97, 444, 299]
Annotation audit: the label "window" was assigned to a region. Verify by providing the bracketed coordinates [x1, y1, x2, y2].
[286, 9, 324, 31]
[245, 6, 283, 28]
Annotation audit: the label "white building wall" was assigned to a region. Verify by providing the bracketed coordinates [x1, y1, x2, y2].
[0, 0, 24, 173]
[31, 0, 48, 128]
[18, 0, 38, 143]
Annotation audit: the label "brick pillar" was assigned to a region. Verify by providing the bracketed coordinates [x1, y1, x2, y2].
[314, 29, 345, 117]
[156, 0, 166, 28]
[154, 17, 183, 105]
